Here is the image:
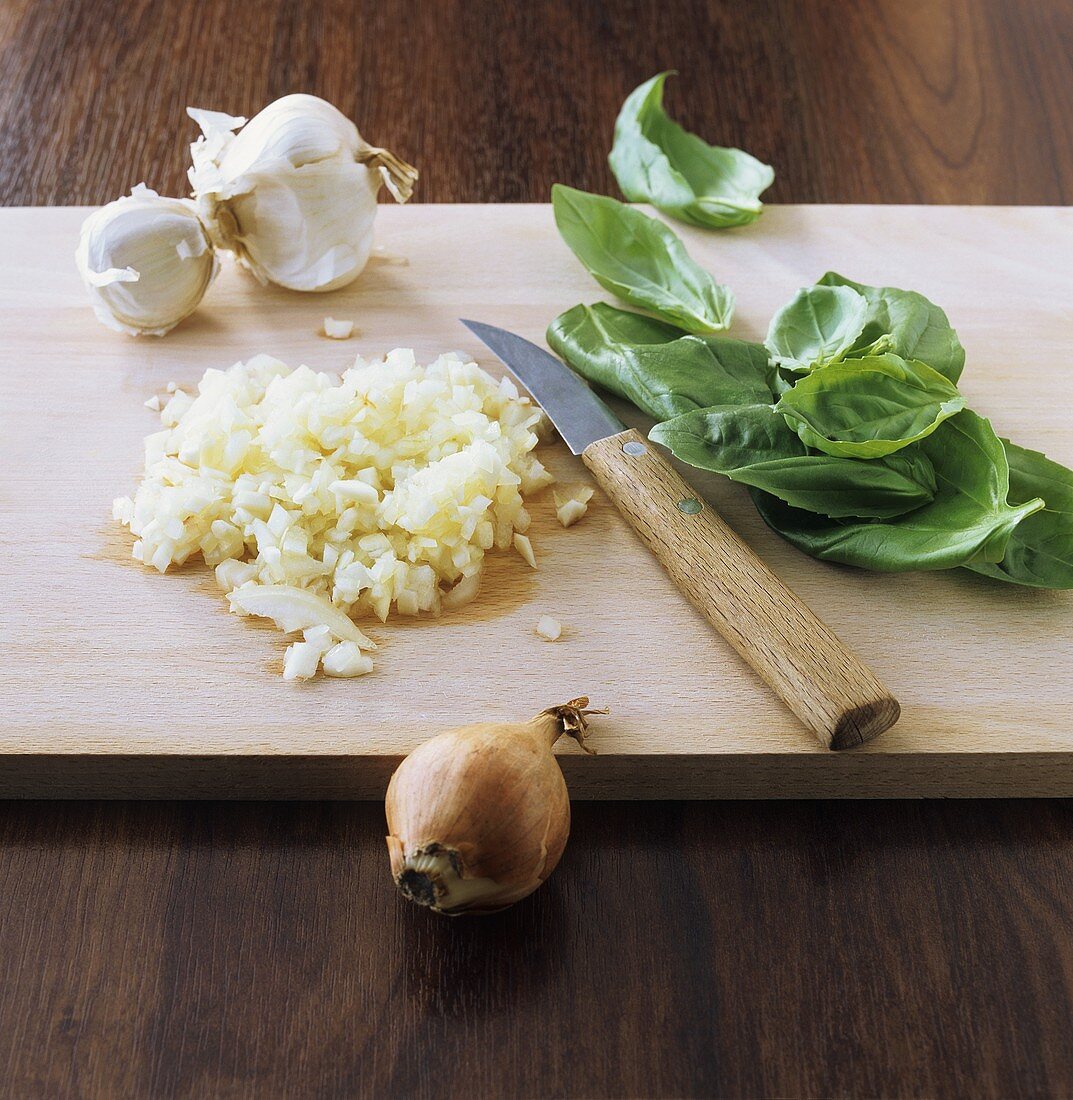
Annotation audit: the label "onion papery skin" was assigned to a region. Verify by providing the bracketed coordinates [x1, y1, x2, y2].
[385, 700, 600, 915]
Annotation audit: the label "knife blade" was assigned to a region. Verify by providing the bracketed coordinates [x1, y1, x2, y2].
[459, 319, 624, 453]
[461, 319, 900, 751]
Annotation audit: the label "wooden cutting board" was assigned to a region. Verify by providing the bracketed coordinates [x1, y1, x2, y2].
[2, 204, 1071, 798]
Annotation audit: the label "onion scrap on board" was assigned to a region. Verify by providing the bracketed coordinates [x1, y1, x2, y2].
[113, 350, 563, 679]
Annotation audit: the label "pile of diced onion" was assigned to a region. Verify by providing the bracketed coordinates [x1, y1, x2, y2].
[113, 349, 561, 679]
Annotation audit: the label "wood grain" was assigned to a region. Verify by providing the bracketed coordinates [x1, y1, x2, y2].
[2, 0, 1073, 209]
[3, 204, 1071, 796]
[583, 428, 899, 749]
[1, 797, 1072, 1098]
[3, 0, 1073, 1096]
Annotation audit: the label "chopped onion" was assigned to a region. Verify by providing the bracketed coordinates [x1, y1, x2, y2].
[442, 570, 482, 609]
[114, 350, 552, 678]
[228, 583, 377, 649]
[513, 533, 537, 568]
[303, 624, 334, 649]
[535, 615, 562, 641]
[283, 640, 325, 681]
[322, 317, 354, 340]
[215, 558, 258, 591]
[553, 485, 594, 528]
[322, 641, 374, 677]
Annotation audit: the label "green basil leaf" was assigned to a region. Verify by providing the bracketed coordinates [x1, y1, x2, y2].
[775, 353, 966, 458]
[967, 440, 1073, 588]
[608, 72, 775, 229]
[551, 184, 734, 334]
[765, 284, 870, 372]
[551, 299, 687, 347]
[751, 410, 1044, 571]
[650, 403, 938, 519]
[546, 302, 773, 421]
[818, 272, 966, 383]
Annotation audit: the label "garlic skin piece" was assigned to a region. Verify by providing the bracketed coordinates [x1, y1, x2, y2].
[385, 699, 604, 915]
[187, 94, 418, 292]
[75, 185, 218, 336]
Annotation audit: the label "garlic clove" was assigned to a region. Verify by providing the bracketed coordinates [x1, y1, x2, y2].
[219, 163, 377, 292]
[212, 94, 356, 177]
[187, 94, 418, 292]
[75, 185, 218, 336]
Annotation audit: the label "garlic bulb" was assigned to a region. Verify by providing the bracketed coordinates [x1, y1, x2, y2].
[187, 94, 418, 292]
[75, 184, 218, 336]
[385, 699, 604, 915]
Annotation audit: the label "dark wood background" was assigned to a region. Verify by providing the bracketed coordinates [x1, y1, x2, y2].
[2, 1, 1072, 1096]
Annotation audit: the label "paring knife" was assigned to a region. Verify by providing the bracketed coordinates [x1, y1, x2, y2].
[461, 319, 900, 751]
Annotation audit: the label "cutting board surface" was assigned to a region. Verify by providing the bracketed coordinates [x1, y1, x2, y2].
[2, 204, 1072, 798]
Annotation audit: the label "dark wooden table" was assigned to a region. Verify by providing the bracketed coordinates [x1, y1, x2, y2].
[2, 1, 1072, 1096]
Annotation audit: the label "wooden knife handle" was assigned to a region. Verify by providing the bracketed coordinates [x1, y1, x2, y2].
[582, 428, 900, 750]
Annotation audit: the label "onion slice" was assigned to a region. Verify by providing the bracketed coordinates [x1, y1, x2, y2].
[228, 583, 376, 649]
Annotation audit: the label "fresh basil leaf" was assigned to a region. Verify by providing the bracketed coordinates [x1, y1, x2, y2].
[775, 353, 966, 458]
[608, 72, 775, 230]
[551, 184, 734, 334]
[650, 403, 938, 519]
[769, 365, 798, 397]
[547, 302, 773, 421]
[751, 410, 1044, 571]
[765, 285, 870, 372]
[551, 299, 687, 347]
[818, 272, 966, 383]
[967, 440, 1073, 588]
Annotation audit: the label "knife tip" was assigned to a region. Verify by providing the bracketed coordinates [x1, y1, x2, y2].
[459, 318, 498, 339]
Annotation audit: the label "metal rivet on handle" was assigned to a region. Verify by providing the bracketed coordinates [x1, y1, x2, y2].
[623, 441, 646, 456]
[677, 497, 703, 515]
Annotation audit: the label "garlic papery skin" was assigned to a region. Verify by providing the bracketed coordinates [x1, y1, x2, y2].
[75, 184, 218, 336]
[385, 699, 604, 915]
[187, 94, 418, 292]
